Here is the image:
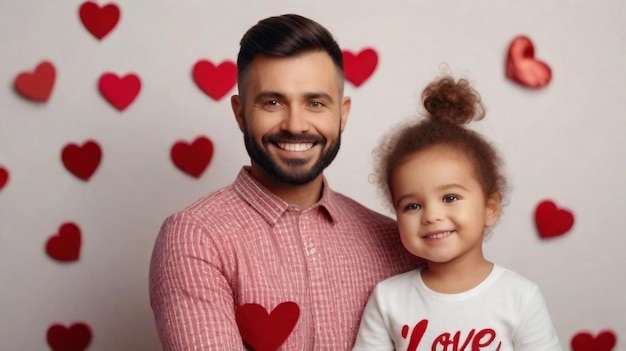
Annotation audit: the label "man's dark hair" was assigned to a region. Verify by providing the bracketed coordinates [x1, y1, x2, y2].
[236, 14, 344, 88]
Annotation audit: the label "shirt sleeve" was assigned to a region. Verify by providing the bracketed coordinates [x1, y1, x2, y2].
[149, 213, 245, 350]
[513, 287, 563, 351]
[351, 284, 395, 351]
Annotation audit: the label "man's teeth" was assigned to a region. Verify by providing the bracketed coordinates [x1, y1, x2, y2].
[278, 143, 314, 151]
[426, 231, 454, 239]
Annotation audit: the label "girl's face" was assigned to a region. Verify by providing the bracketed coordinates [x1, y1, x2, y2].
[390, 145, 500, 266]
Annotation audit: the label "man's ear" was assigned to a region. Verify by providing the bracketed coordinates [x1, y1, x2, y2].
[340, 96, 351, 132]
[485, 192, 502, 228]
[231, 94, 245, 132]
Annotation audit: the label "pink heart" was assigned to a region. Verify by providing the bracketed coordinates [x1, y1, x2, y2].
[98, 72, 141, 111]
[235, 302, 300, 351]
[534, 200, 574, 238]
[343, 48, 378, 87]
[506, 35, 552, 88]
[192, 60, 237, 101]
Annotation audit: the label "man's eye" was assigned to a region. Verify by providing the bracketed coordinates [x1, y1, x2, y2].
[443, 195, 458, 203]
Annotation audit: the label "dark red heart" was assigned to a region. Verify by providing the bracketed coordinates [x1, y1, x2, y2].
[46, 222, 81, 262]
[0, 166, 8, 191]
[79, 1, 120, 40]
[343, 48, 378, 87]
[170, 136, 214, 178]
[192, 60, 237, 101]
[47, 322, 92, 351]
[14, 61, 56, 102]
[61, 140, 102, 181]
[98, 72, 141, 111]
[236, 302, 300, 351]
[535, 200, 574, 238]
[506, 35, 552, 88]
[571, 330, 616, 351]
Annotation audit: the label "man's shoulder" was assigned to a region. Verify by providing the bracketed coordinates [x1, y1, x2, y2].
[331, 191, 396, 225]
[166, 183, 244, 225]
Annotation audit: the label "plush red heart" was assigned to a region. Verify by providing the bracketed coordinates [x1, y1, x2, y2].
[47, 322, 92, 351]
[192, 60, 237, 101]
[79, 1, 120, 40]
[98, 72, 141, 111]
[535, 200, 574, 238]
[0, 166, 8, 191]
[14, 61, 56, 102]
[343, 48, 378, 87]
[170, 136, 214, 178]
[506, 35, 552, 88]
[61, 140, 102, 181]
[46, 222, 81, 262]
[571, 330, 616, 351]
[235, 302, 300, 351]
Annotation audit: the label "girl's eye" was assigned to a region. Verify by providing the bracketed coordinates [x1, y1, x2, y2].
[405, 203, 421, 211]
[443, 195, 458, 203]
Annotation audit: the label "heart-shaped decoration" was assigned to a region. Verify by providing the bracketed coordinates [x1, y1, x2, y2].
[61, 140, 102, 181]
[235, 302, 300, 351]
[79, 1, 120, 40]
[47, 322, 92, 351]
[46, 222, 81, 262]
[170, 136, 214, 178]
[534, 200, 574, 238]
[0, 166, 8, 191]
[98, 72, 141, 111]
[506, 35, 552, 88]
[14, 61, 56, 102]
[192, 60, 237, 101]
[571, 330, 616, 351]
[343, 48, 378, 87]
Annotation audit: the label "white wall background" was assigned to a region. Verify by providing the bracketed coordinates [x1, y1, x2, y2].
[1, 1, 624, 350]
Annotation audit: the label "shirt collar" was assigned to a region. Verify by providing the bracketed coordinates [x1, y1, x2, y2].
[233, 166, 338, 225]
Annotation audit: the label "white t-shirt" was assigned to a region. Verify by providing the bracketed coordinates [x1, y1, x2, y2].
[352, 265, 562, 351]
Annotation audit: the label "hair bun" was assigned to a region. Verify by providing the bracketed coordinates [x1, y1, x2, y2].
[422, 76, 485, 124]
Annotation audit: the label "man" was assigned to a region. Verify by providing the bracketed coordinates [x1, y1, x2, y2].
[149, 14, 418, 350]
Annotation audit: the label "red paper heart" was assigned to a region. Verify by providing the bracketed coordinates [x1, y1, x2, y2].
[535, 200, 574, 238]
[571, 330, 616, 351]
[506, 35, 552, 88]
[236, 302, 300, 351]
[0, 166, 8, 191]
[79, 1, 120, 40]
[192, 60, 237, 101]
[47, 322, 92, 351]
[343, 48, 378, 87]
[61, 140, 102, 181]
[46, 222, 81, 262]
[98, 72, 141, 111]
[14, 61, 56, 102]
[170, 136, 214, 178]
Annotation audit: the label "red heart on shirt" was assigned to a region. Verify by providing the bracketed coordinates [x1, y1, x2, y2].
[79, 1, 120, 40]
[47, 322, 92, 351]
[14, 61, 56, 102]
[46, 222, 82, 262]
[192, 60, 237, 101]
[571, 330, 616, 351]
[170, 136, 214, 178]
[236, 302, 300, 351]
[0, 166, 8, 191]
[534, 200, 574, 238]
[343, 48, 378, 87]
[506, 35, 552, 88]
[61, 140, 102, 181]
[98, 72, 141, 111]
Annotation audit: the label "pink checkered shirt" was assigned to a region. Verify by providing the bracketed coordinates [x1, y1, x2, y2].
[149, 167, 419, 350]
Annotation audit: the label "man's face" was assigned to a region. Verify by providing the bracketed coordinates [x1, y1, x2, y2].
[231, 51, 351, 186]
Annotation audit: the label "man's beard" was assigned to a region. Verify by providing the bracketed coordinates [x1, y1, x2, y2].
[242, 127, 341, 186]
